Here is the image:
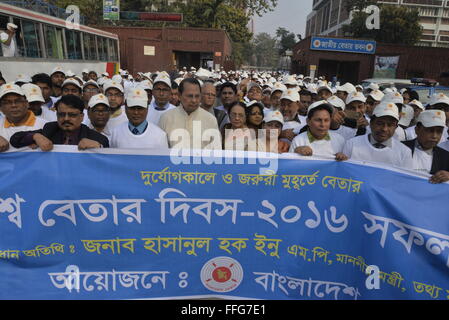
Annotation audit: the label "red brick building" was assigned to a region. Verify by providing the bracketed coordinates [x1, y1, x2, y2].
[98, 26, 233, 74]
[292, 36, 449, 84]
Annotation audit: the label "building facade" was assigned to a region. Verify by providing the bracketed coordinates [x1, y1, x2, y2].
[306, 0, 449, 47]
[98, 26, 233, 74]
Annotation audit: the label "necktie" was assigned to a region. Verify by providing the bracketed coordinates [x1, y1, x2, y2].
[132, 128, 139, 135]
[373, 143, 386, 149]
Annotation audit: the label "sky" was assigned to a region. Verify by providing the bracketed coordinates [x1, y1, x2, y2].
[253, 1, 313, 38]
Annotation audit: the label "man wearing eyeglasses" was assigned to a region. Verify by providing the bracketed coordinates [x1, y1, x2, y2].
[147, 73, 176, 126]
[0, 83, 47, 152]
[10, 95, 109, 151]
[201, 82, 228, 129]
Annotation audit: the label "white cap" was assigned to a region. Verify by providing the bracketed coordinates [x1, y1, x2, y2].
[21, 83, 44, 103]
[65, 70, 75, 78]
[417, 110, 446, 128]
[280, 89, 300, 102]
[336, 82, 356, 94]
[0, 83, 25, 99]
[137, 80, 153, 91]
[82, 69, 89, 74]
[383, 88, 394, 95]
[373, 102, 400, 121]
[283, 75, 298, 86]
[399, 105, 415, 127]
[409, 99, 425, 111]
[271, 82, 287, 94]
[429, 92, 449, 106]
[111, 74, 123, 83]
[307, 100, 334, 116]
[246, 100, 264, 109]
[83, 80, 99, 89]
[306, 83, 318, 94]
[88, 94, 110, 109]
[102, 72, 109, 77]
[247, 82, 262, 92]
[153, 73, 172, 88]
[346, 91, 366, 104]
[51, 66, 65, 76]
[327, 95, 345, 110]
[126, 88, 148, 108]
[62, 78, 82, 89]
[368, 90, 385, 102]
[104, 80, 124, 93]
[264, 110, 284, 125]
[195, 68, 212, 80]
[368, 83, 380, 91]
[318, 84, 332, 93]
[382, 92, 404, 104]
[7, 23, 18, 30]
[15, 74, 31, 84]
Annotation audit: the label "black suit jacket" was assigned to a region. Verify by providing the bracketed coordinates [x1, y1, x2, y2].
[402, 139, 449, 174]
[10, 122, 109, 148]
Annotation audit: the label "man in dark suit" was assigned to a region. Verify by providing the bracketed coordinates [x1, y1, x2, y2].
[10, 95, 109, 150]
[403, 110, 449, 184]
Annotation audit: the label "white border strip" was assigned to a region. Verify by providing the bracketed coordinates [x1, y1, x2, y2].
[5, 145, 436, 182]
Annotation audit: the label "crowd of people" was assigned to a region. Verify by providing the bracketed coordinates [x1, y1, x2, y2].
[1, 66, 449, 184]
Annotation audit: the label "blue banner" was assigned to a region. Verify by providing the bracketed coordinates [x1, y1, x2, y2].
[311, 37, 376, 55]
[0, 147, 448, 300]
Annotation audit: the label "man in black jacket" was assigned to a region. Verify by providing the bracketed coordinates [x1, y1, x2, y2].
[10, 95, 109, 151]
[403, 110, 449, 184]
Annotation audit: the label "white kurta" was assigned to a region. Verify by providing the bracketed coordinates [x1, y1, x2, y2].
[289, 131, 345, 157]
[158, 105, 222, 150]
[110, 121, 168, 150]
[342, 134, 414, 169]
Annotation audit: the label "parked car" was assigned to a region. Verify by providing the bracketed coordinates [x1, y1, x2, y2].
[360, 78, 412, 91]
[407, 78, 449, 105]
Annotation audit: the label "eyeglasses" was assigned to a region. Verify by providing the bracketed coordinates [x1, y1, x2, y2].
[1, 98, 26, 107]
[84, 88, 100, 93]
[230, 113, 245, 119]
[57, 112, 82, 118]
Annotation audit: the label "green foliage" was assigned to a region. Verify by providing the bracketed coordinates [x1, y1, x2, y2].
[343, 4, 423, 45]
[275, 27, 297, 55]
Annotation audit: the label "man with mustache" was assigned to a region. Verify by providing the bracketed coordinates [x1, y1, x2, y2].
[10, 95, 109, 150]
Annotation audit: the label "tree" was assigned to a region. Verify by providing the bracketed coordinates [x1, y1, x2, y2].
[253, 32, 279, 68]
[276, 27, 297, 55]
[343, 4, 423, 45]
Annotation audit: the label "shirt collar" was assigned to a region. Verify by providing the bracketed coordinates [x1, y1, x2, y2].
[110, 106, 124, 118]
[415, 140, 433, 156]
[307, 130, 330, 143]
[4, 111, 36, 128]
[369, 134, 393, 148]
[128, 120, 148, 135]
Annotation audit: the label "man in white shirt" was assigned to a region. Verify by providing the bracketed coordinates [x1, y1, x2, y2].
[147, 73, 176, 126]
[87, 94, 112, 140]
[0, 83, 47, 152]
[0, 23, 17, 57]
[279, 89, 307, 142]
[104, 80, 128, 130]
[158, 78, 221, 150]
[21, 83, 55, 122]
[110, 88, 168, 150]
[343, 102, 413, 168]
[403, 110, 449, 184]
[290, 100, 347, 161]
